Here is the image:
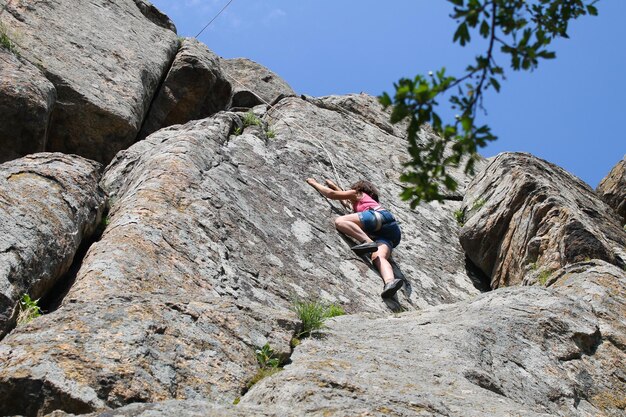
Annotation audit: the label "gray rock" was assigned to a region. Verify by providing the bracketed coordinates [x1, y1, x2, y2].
[243, 286, 614, 416]
[0, 153, 105, 338]
[221, 58, 296, 108]
[597, 156, 626, 225]
[550, 260, 626, 414]
[131, 0, 177, 32]
[0, 94, 481, 415]
[460, 152, 626, 288]
[48, 399, 282, 417]
[138, 38, 232, 139]
[0, 0, 179, 163]
[0, 48, 56, 163]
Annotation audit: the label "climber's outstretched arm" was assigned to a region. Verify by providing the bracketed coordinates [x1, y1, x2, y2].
[306, 178, 357, 205]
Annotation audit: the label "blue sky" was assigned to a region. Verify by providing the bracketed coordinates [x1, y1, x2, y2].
[151, 0, 625, 188]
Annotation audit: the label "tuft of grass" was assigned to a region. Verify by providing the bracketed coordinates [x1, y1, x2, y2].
[0, 23, 19, 56]
[471, 198, 487, 210]
[233, 126, 242, 136]
[243, 112, 262, 127]
[537, 269, 552, 286]
[266, 128, 276, 139]
[233, 397, 240, 405]
[293, 300, 345, 338]
[453, 209, 465, 226]
[17, 294, 42, 325]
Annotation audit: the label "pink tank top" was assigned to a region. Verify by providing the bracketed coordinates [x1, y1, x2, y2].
[353, 192, 381, 213]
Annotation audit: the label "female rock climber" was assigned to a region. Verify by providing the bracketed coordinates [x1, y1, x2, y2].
[305, 178, 403, 298]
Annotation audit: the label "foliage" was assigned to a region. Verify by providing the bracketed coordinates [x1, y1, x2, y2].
[471, 198, 487, 210]
[266, 128, 276, 139]
[537, 269, 553, 285]
[247, 343, 282, 390]
[247, 366, 282, 390]
[454, 208, 465, 226]
[256, 343, 280, 369]
[293, 300, 345, 338]
[380, 0, 599, 207]
[0, 22, 19, 56]
[233, 126, 242, 136]
[17, 294, 42, 325]
[243, 111, 262, 127]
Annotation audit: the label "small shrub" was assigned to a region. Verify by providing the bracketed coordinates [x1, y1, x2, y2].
[247, 343, 282, 390]
[17, 294, 42, 325]
[243, 112, 262, 127]
[453, 209, 465, 226]
[256, 343, 280, 369]
[293, 300, 345, 338]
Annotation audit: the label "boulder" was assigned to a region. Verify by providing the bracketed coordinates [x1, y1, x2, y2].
[243, 286, 617, 416]
[0, 94, 482, 415]
[0, 0, 178, 163]
[221, 58, 296, 108]
[0, 48, 56, 163]
[0, 153, 105, 338]
[460, 152, 626, 288]
[138, 38, 232, 139]
[597, 156, 626, 225]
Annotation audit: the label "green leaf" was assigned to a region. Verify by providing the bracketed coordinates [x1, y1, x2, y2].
[453, 22, 470, 46]
[480, 20, 490, 38]
[490, 77, 501, 92]
[586, 5, 598, 16]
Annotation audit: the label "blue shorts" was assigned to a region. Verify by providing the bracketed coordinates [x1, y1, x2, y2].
[358, 209, 401, 249]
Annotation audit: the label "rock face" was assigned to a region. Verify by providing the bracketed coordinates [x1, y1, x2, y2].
[1, 3, 625, 415]
[0, 153, 105, 338]
[0, 49, 56, 163]
[0, 94, 483, 416]
[0, 0, 178, 163]
[460, 152, 626, 288]
[138, 38, 232, 140]
[221, 58, 296, 108]
[597, 156, 626, 225]
[243, 284, 622, 417]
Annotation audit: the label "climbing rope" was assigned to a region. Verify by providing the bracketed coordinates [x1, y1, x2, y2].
[195, 0, 236, 38]
[224, 73, 346, 191]
[192, 0, 347, 192]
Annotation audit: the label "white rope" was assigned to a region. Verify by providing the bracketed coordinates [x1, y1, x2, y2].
[225, 73, 346, 190]
[195, 0, 236, 38]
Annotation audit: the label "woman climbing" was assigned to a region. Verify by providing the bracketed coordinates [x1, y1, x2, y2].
[305, 178, 403, 298]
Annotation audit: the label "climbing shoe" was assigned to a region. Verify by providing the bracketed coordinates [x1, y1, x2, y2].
[351, 242, 378, 255]
[381, 279, 404, 298]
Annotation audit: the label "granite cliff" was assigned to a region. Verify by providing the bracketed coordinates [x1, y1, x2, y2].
[0, 1, 625, 416]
